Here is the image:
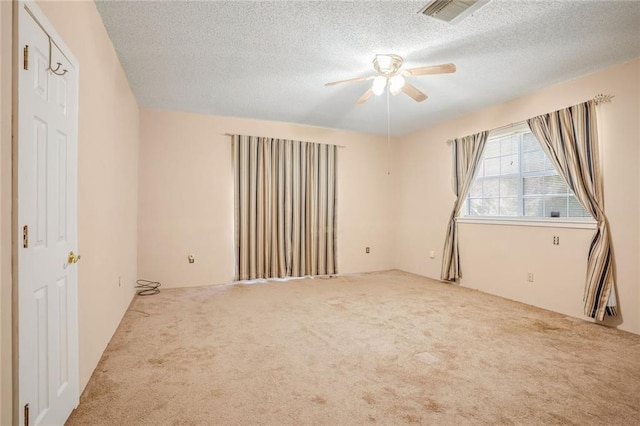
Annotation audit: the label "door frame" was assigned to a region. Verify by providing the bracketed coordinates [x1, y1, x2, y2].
[1, 1, 15, 424]
[13, 0, 80, 423]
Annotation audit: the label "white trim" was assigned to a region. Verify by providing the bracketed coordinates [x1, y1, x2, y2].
[488, 121, 529, 139]
[446, 122, 529, 144]
[457, 216, 597, 230]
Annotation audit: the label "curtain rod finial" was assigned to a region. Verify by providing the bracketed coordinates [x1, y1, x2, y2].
[593, 93, 614, 105]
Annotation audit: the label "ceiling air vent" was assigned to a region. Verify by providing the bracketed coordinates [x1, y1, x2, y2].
[419, 0, 490, 24]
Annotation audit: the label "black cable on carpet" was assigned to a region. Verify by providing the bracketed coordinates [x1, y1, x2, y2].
[135, 279, 161, 296]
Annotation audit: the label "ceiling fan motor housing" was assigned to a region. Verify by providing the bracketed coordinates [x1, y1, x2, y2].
[373, 54, 404, 75]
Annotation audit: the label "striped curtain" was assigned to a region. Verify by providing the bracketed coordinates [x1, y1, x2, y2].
[441, 131, 489, 281]
[527, 101, 617, 321]
[233, 135, 338, 281]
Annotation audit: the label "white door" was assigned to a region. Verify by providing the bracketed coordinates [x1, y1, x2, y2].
[18, 1, 80, 424]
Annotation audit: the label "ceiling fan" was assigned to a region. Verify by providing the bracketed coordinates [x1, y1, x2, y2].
[325, 54, 456, 105]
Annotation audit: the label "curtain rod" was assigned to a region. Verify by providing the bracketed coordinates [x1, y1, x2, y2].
[445, 93, 615, 145]
[223, 133, 346, 148]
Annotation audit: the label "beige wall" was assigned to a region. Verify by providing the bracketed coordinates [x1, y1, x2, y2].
[35, 0, 140, 393]
[0, 2, 13, 424]
[394, 58, 640, 334]
[138, 109, 395, 287]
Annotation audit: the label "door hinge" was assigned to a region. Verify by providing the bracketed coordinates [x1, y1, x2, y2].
[23, 225, 29, 248]
[23, 45, 29, 70]
[24, 403, 29, 426]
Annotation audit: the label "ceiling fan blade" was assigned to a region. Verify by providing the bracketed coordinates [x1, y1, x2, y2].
[325, 75, 373, 87]
[356, 88, 374, 105]
[402, 82, 428, 102]
[403, 63, 456, 77]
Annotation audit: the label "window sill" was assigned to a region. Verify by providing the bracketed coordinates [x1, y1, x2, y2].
[457, 216, 597, 230]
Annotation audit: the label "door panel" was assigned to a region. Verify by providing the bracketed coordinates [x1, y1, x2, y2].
[18, 1, 80, 424]
[32, 45, 48, 101]
[56, 276, 68, 393]
[33, 117, 48, 248]
[56, 131, 68, 243]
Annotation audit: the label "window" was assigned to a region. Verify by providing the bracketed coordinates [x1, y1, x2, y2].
[465, 124, 591, 219]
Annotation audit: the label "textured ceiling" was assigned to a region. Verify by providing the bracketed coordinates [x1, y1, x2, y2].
[95, 1, 640, 136]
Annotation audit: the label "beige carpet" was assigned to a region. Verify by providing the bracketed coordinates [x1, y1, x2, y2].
[67, 270, 640, 425]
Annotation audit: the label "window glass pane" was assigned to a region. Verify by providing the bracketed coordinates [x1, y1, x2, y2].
[469, 198, 483, 216]
[523, 176, 544, 196]
[483, 177, 500, 197]
[545, 197, 569, 217]
[483, 140, 500, 158]
[500, 136, 518, 155]
[499, 175, 518, 197]
[485, 198, 499, 216]
[522, 137, 556, 173]
[522, 132, 539, 152]
[499, 197, 518, 216]
[500, 154, 519, 175]
[522, 150, 546, 173]
[545, 175, 569, 195]
[484, 157, 500, 177]
[524, 197, 544, 217]
[469, 179, 483, 198]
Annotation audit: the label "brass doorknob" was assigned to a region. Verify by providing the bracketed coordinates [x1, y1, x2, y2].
[68, 251, 81, 264]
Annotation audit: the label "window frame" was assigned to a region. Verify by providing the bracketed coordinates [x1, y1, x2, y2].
[460, 122, 596, 227]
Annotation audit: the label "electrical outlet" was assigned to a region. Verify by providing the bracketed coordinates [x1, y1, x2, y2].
[429, 250, 436, 259]
[188, 254, 195, 264]
[553, 236, 560, 245]
[118, 276, 121, 287]
[365, 247, 370, 254]
[527, 272, 534, 282]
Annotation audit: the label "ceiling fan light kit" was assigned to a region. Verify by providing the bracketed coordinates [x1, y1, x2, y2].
[325, 53, 456, 105]
[389, 75, 405, 96]
[372, 76, 387, 96]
